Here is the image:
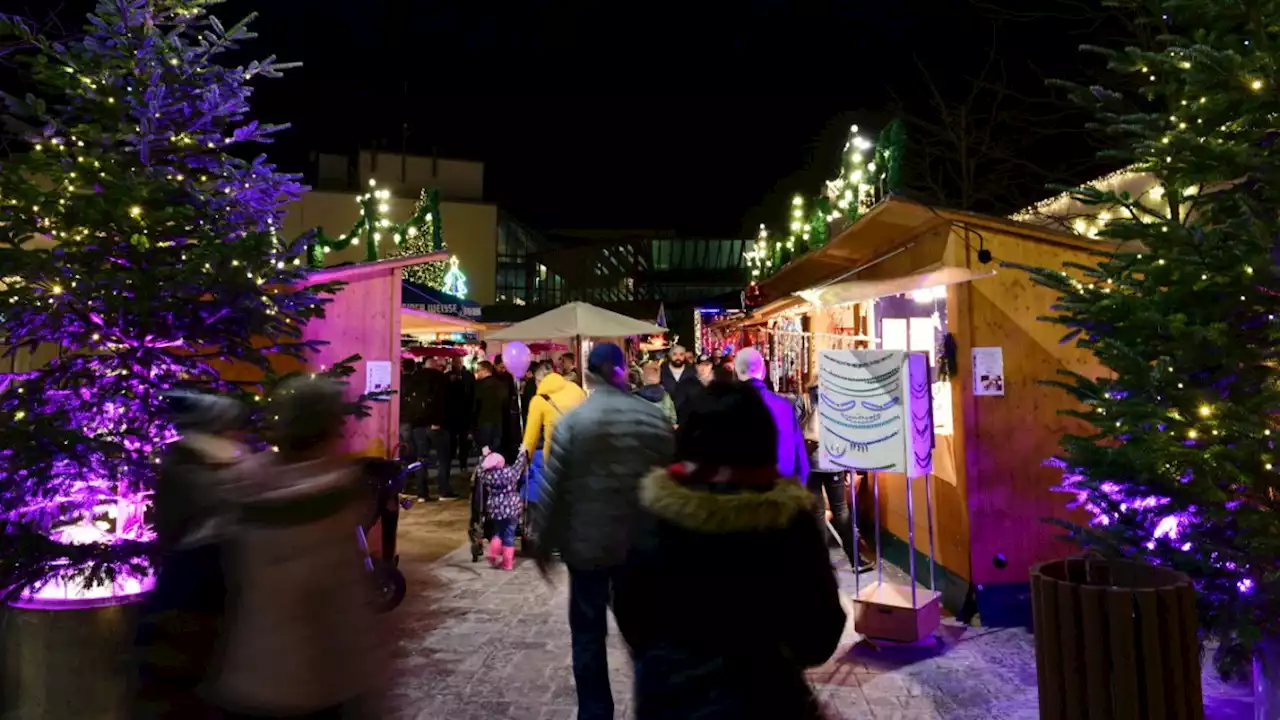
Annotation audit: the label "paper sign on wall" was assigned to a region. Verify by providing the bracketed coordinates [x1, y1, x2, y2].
[365, 360, 393, 396]
[817, 350, 934, 477]
[971, 347, 1005, 397]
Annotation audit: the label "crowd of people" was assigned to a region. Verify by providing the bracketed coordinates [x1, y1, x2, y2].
[138, 340, 863, 719]
[530, 342, 849, 720]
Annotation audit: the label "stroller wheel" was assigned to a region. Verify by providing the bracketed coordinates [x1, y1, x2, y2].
[371, 560, 407, 613]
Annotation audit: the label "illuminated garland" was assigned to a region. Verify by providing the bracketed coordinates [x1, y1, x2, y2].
[746, 119, 906, 280]
[306, 182, 462, 294]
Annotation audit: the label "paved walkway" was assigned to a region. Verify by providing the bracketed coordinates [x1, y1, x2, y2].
[384, 533, 1255, 719]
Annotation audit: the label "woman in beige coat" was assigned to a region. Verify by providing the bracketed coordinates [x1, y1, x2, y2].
[210, 378, 383, 719]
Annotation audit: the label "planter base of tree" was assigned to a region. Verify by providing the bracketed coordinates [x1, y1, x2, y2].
[1031, 558, 1203, 720]
[1, 601, 138, 720]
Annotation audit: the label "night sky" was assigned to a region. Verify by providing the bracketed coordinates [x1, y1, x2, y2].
[34, 0, 1119, 237]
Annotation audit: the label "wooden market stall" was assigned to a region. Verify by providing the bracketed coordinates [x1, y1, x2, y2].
[717, 196, 1110, 625]
[299, 254, 454, 458]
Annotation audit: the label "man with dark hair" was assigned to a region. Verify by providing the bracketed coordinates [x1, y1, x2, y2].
[536, 343, 675, 720]
[444, 356, 475, 476]
[419, 358, 454, 498]
[399, 359, 437, 502]
[660, 344, 702, 426]
[494, 354, 521, 461]
[472, 360, 509, 456]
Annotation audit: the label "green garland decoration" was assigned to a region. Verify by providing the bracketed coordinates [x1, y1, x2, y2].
[744, 119, 906, 282]
[305, 181, 453, 290]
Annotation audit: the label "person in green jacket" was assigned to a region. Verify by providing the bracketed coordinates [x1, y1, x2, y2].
[634, 359, 677, 426]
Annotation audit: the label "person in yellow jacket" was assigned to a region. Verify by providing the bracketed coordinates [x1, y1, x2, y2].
[522, 362, 587, 463]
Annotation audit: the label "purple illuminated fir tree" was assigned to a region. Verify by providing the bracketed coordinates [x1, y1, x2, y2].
[1017, 0, 1280, 677]
[0, 1, 345, 601]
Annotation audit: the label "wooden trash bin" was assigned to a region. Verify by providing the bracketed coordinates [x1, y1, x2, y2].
[1031, 558, 1203, 720]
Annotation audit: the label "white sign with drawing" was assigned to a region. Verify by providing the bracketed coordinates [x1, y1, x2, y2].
[817, 350, 934, 476]
[971, 346, 1005, 397]
[365, 360, 393, 396]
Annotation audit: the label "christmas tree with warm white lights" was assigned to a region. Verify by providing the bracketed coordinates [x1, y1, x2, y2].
[1017, 0, 1280, 677]
[0, 0, 345, 600]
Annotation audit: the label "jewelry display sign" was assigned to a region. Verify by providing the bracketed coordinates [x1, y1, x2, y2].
[816, 350, 934, 476]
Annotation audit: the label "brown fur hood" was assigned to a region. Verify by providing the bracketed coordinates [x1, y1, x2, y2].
[639, 467, 812, 534]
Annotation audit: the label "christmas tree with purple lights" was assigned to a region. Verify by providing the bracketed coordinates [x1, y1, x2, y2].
[0, 1, 344, 603]
[1017, 0, 1280, 677]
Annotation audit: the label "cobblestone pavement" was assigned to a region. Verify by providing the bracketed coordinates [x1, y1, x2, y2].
[386, 542, 1255, 720]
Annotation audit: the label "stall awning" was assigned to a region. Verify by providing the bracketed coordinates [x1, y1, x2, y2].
[401, 307, 485, 335]
[796, 265, 996, 307]
[402, 280, 482, 320]
[485, 302, 666, 340]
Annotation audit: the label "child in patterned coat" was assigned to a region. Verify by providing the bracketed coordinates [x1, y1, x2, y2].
[481, 445, 529, 570]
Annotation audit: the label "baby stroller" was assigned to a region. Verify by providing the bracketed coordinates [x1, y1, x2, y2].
[360, 455, 417, 612]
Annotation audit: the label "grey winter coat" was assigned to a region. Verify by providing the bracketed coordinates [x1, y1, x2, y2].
[534, 379, 675, 569]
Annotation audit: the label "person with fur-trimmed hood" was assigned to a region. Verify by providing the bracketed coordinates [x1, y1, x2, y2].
[613, 381, 846, 720]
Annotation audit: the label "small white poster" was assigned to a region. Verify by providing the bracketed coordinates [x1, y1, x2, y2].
[972, 347, 1005, 397]
[365, 360, 393, 396]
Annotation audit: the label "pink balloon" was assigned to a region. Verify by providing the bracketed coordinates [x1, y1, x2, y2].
[503, 340, 532, 378]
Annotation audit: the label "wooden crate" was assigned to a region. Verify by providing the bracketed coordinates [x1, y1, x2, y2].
[1031, 558, 1204, 720]
[853, 581, 941, 643]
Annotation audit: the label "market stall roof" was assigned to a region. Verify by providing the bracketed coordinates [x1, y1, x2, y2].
[401, 307, 485, 335]
[797, 265, 997, 307]
[485, 301, 666, 340]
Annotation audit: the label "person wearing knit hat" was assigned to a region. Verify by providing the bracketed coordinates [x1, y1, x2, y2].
[533, 342, 674, 720]
[612, 381, 845, 719]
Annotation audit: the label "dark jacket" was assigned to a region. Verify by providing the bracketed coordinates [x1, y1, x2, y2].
[746, 378, 810, 485]
[399, 370, 429, 427]
[419, 368, 447, 427]
[521, 375, 538, 426]
[473, 374, 510, 428]
[660, 362, 702, 425]
[535, 380, 675, 569]
[613, 467, 845, 720]
[444, 369, 474, 431]
[496, 369, 521, 460]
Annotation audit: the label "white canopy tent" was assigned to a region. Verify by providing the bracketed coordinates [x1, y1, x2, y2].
[486, 301, 665, 341]
[795, 265, 996, 308]
[487, 302, 666, 390]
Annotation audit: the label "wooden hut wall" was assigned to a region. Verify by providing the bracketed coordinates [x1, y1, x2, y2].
[946, 224, 1105, 626]
[300, 264, 404, 458]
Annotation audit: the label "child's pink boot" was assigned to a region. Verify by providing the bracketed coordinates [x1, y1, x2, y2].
[486, 536, 502, 567]
[500, 546, 515, 571]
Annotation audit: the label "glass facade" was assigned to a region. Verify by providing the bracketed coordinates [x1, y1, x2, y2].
[490, 225, 749, 309]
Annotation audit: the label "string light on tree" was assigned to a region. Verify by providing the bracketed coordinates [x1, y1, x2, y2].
[1017, 0, 1280, 680]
